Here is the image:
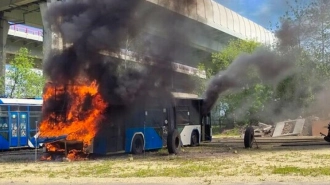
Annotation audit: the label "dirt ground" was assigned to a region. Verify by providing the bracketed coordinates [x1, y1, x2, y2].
[1, 138, 330, 185]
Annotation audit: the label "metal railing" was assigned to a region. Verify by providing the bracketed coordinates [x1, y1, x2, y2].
[9, 25, 43, 37]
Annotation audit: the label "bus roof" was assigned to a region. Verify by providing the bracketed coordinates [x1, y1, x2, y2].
[171, 92, 203, 100]
[0, 98, 43, 105]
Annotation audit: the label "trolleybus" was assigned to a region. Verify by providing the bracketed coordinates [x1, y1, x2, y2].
[0, 98, 42, 150]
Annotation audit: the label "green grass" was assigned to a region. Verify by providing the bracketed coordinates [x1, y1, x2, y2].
[48, 173, 56, 178]
[118, 164, 214, 178]
[212, 127, 242, 138]
[21, 169, 39, 173]
[2, 146, 330, 180]
[312, 154, 330, 160]
[271, 166, 330, 176]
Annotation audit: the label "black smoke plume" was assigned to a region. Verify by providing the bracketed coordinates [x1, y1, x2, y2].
[42, 0, 197, 112]
[202, 47, 295, 114]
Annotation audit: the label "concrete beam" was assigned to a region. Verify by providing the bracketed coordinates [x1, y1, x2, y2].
[6, 38, 43, 59]
[4, 7, 43, 28]
[0, 0, 40, 11]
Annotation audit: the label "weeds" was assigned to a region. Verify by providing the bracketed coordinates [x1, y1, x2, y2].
[1, 146, 330, 179]
[271, 166, 330, 176]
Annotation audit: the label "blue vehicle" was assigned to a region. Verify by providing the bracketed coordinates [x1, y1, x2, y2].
[42, 92, 212, 156]
[0, 98, 42, 150]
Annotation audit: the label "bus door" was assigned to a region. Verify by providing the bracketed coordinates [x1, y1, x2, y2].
[202, 114, 212, 142]
[162, 108, 170, 146]
[0, 112, 9, 149]
[9, 112, 28, 147]
[144, 107, 168, 148]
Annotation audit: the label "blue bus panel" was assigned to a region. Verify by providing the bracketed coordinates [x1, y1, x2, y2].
[125, 127, 163, 153]
[0, 122, 9, 150]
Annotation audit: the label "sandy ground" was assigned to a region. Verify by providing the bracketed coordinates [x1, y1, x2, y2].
[1, 139, 330, 185]
[1, 176, 330, 185]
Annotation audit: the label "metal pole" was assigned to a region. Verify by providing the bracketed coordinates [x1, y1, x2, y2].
[254, 137, 259, 149]
[35, 121, 38, 162]
[144, 118, 146, 157]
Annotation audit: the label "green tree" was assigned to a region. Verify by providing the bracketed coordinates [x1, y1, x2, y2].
[6, 48, 45, 98]
[207, 39, 260, 77]
[272, 0, 330, 118]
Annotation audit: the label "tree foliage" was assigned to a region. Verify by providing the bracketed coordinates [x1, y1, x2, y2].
[201, 39, 271, 126]
[274, 0, 330, 117]
[6, 48, 45, 98]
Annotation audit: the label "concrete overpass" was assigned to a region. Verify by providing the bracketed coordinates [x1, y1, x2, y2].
[0, 0, 275, 77]
[6, 24, 43, 67]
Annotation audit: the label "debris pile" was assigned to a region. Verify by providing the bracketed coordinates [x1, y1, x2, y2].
[241, 117, 320, 138]
[312, 118, 330, 136]
[272, 119, 305, 137]
[282, 122, 295, 135]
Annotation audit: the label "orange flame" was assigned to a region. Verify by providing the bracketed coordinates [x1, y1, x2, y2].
[66, 149, 87, 161]
[39, 79, 108, 151]
[40, 155, 52, 161]
[45, 143, 64, 152]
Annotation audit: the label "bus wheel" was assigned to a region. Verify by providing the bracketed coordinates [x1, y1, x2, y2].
[167, 129, 181, 154]
[190, 130, 199, 147]
[244, 127, 254, 148]
[132, 134, 144, 155]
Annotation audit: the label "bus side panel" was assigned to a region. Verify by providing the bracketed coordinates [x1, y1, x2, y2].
[91, 136, 108, 155]
[202, 114, 212, 142]
[180, 125, 201, 146]
[125, 127, 163, 153]
[0, 132, 9, 150]
[144, 127, 163, 150]
[92, 125, 125, 155]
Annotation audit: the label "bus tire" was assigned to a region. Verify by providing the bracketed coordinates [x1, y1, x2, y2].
[244, 127, 254, 148]
[131, 134, 144, 155]
[190, 130, 199, 147]
[167, 129, 181, 154]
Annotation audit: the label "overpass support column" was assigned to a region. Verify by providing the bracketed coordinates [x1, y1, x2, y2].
[40, 0, 62, 62]
[0, 13, 9, 80]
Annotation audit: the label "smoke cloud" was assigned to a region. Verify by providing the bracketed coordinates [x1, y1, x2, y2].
[202, 47, 295, 114]
[203, 2, 330, 123]
[43, 0, 197, 109]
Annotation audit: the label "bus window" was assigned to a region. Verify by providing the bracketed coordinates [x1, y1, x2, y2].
[0, 105, 8, 111]
[29, 117, 40, 130]
[29, 115, 40, 138]
[175, 106, 190, 125]
[30, 106, 42, 112]
[20, 106, 28, 111]
[0, 117, 8, 131]
[10, 106, 19, 111]
[176, 111, 190, 125]
[145, 109, 164, 127]
[0, 116, 9, 140]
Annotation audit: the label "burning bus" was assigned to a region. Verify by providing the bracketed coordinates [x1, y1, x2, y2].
[36, 0, 215, 161]
[37, 81, 212, 160]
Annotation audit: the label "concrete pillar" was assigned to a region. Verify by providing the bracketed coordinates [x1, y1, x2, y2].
[39, 0, 63, 62]
[0, 13, 9, 95]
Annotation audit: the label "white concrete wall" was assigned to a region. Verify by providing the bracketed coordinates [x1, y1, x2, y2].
[6, 25, 43, 59]
[8, 26, 43, 42]
[147, 0, 276, 46]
